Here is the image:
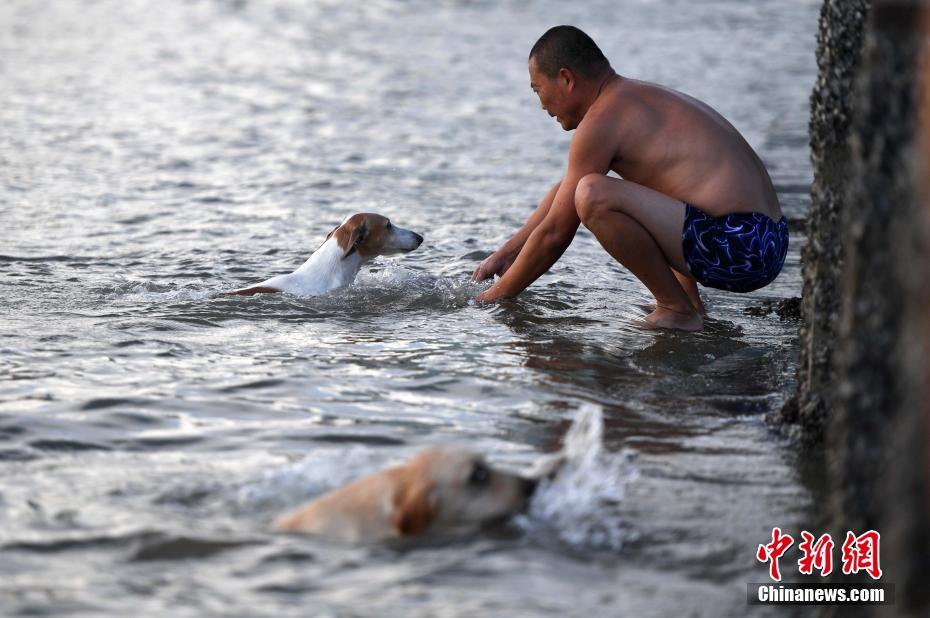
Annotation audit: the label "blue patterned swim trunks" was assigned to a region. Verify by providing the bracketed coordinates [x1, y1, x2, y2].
[681, 203, 788, 293]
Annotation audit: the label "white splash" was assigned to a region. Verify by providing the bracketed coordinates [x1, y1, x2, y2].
[117, 280, 212, 301]
[526, 404, 636, 551]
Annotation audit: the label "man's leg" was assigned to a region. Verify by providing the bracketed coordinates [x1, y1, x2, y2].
[574, 174, 703, 331]
[673, 269, 706, 315]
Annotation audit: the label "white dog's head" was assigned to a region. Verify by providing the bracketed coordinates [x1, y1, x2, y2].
[327, 213, 423, 260]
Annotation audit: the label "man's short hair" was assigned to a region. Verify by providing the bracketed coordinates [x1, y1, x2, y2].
[529, 26, 610, 79]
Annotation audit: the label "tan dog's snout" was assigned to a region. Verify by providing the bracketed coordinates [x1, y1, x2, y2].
[521, 476, 538, 499]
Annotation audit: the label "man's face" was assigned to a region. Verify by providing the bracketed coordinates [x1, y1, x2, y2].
[529, 58, 576, 131]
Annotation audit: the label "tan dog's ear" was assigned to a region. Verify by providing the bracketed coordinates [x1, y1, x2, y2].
[335, 221, 368, 260]
[391, 479, 436, 536]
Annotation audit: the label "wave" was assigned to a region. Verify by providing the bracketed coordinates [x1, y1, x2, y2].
[233, 446, 391, 513]
[522, 404, 638, 552]
[111, 261, 486, 313]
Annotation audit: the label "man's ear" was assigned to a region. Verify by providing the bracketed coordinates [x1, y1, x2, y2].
[391, 479, 437, 536]
[559, 67, 575, 91]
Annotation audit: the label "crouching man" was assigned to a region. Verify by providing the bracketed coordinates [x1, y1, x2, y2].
[473, 25, 787, 332]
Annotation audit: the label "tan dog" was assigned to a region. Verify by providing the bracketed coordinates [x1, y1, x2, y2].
[225, 213, 423, 297]
[274, 447, 538, 543]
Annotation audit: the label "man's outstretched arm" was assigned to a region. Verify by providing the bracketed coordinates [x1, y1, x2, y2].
[472, 180, 562, 282]
[476, 174, 583, 301]
[476, 120, 613, 302]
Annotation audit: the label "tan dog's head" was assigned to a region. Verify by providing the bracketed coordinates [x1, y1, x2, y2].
[326, 213, 423, 260]
[391, 446, 536, 536]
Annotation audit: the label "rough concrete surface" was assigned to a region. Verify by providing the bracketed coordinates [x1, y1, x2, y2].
[782, 0, 870, 443]
[791, 1, 930, 616]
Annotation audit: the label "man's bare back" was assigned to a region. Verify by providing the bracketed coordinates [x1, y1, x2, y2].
[473, 26, 788, 331]
[592, 77, 781, 221]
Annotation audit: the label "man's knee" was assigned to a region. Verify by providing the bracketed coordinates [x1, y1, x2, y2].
[575, 173, 608, 225]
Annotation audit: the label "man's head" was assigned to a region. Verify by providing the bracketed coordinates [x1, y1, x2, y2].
[529, 25, 610, 80]
[528, 26, 612, 131]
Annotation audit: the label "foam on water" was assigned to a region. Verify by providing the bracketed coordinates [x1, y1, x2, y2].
[212, 261, 480, 312]
[110, 279, 213, 301]
[524, 404, 637, 551]
[108, 258, 476, 308]
[234, 446, 394, 514]
[356, 260, 483, 306]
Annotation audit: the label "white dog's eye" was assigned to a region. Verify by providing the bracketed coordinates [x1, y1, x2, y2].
[468, 463, 490, 487]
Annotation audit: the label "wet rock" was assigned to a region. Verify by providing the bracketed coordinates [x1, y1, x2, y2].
[742, 304, 772, 318]
[742, 297, 801, 320]
[775, 297, 801, 321]
[790, 1, 930, 615]
[784, 0, 871, 443]
[834, 2, 930, 614]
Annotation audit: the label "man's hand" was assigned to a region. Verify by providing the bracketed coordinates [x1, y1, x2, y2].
[470, 181, 563, 289]
[471, 251, 515, 283]
[475, 288, 497, 303]
[473, 252, 516, 302]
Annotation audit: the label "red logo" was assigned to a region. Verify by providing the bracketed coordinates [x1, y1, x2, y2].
[758, 528, 882, 581]
[841, 530, 882, 580]
[756, 527, 795, 582]
[798, 531, 834, 576]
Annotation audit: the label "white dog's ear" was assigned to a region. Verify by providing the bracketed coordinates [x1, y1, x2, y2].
[391, 479, 437, 536]
[338, 222, 368, 260]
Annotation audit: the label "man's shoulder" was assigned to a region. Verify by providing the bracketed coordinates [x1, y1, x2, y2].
[570, 107, 626, 163]
[579, 82, 652, 139]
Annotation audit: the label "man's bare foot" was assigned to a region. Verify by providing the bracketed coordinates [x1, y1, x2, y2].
[642, 305, 704, 331]
[684, 287, 706, 316]
[673, 271, 707, 316]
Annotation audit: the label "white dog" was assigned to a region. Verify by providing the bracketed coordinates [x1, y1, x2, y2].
[224, 213, 423, 296]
